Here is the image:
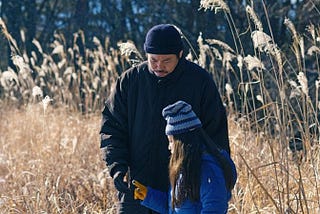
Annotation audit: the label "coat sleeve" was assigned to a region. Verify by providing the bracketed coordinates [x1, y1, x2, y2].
[201, 76, 230, 154]
[200, 162, 229, 214]
[141, 187, 169, 214]
[100, 74, 130, 178]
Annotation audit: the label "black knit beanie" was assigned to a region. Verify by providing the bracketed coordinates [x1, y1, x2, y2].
[144, 24, 183, 55]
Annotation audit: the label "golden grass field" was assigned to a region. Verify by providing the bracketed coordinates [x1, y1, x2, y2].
[0, 104, 319, 213]
[0, 105, 118, 213]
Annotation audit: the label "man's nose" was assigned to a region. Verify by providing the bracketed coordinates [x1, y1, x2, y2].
[156, 62, 164, 70]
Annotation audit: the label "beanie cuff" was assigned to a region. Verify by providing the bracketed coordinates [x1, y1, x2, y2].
[165, 123, 202, 135]
[144, 44, 182, 55]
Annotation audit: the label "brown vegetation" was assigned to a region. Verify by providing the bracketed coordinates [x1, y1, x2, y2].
[1, 104, 319, 213]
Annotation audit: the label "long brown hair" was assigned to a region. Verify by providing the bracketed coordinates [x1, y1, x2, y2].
[169, 129, 202, 209]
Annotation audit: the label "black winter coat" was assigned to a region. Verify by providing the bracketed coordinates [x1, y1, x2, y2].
[100, 58, 230, 193]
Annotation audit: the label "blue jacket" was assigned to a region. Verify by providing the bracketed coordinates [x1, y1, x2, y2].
[141, 152, 237, 213]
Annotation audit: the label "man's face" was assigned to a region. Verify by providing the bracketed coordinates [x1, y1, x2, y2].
[147, 51, 182, 77]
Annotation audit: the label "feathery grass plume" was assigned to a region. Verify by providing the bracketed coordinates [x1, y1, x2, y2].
[118, 41, 142, 58]
[205, 39, 235, 53]
[251, 31, 272, 52]
[237, 55, 243, 70]
[58, 58, 66, 69]
[289, 80, 301, 99]
[92, 36, 107, 67]
[11, 55, 30, 74]
[32, 86, 43, 98]
[197, 32, 205, 66]
[267, 43, 283, 74]
[197, 32, 212, 67]
[204, 38, 236, 71]
[256, 95, 264, 104]
[223, 51, 236, 71]
[51, 44, 64, 56]
[199, 0, 230, 13]
[42, 95, 53, 114]
[284, 18, 299, 43]
[225, 83, 233, 96]
[251, 31, 283, 73]
[243, 54, 265, 71]
[297, 72, 309, 97]
[0, 18, 20, 56]
[0, 69, 19, 90]
[118, 41, 143, 64]
[211, 47, 222, 61]
[93, 36, 101, 46]
[284, 18, 302, 68]
[246, 6, 263, 31]
[32, 39, 43, 54]
[307, 46, 320, 55]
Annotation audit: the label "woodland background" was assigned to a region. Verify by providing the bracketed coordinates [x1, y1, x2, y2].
[0, 0, 319, 69]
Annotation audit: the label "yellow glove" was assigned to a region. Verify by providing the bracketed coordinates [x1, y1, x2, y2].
[132, 180, 147, 200]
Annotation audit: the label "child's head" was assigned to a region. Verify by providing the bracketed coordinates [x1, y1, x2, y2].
[162, 100, 202, 153]
[162, 100, 202, 135]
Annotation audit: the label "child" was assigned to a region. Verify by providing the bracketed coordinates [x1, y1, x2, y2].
[133, 100, 237, 213]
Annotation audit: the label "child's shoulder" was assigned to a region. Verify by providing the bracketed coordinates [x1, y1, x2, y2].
[201, 153, 224, 177]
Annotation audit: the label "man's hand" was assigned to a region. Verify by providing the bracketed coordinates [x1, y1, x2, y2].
[113, 171, 130, 193]
[132, 180, 147, 200]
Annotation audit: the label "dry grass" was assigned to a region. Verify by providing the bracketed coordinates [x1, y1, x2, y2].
[0, 105, 117, 213]
[228, 115, 320, 213]
[1, 105, 319, 213]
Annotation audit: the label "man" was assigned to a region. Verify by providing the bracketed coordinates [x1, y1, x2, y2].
[100, 24, 230, 213]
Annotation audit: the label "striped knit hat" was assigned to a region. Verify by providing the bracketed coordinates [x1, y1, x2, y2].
[162, 101, 202, 135]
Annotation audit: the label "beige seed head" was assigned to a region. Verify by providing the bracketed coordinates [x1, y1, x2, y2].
[256, 95, 264, 104]
[118, 41, 143, 60]
[244, 55, 265, 71]
[206, 39, 235, 53]
[237, 55, 243, 70]
[307, 46, 320, 56]
[251, 31, 272, 52]
[246, 6, 263, 31]
[297, 72, 308, 97]
[42, 95, 53, 114]
[225, 83, 233, 96]
[199, 0, 230, 13]
[32, 86, 43, 98]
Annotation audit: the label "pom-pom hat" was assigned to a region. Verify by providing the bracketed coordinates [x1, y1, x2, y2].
[144, 24, 183, 55]
[162, 101, 202, 135]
